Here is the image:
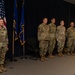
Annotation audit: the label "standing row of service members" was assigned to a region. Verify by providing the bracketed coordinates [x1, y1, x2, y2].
[38, 18, 75, 61]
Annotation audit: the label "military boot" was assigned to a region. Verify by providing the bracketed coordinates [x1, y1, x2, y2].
[71, 52, 75, 56]
[60, 52, 64, 56]
[58, 52, 62, 57]
[40, 56, 45, 62]
[43, 56, 47, 61]
[1, 65, 7, 72]
[0, 65, 2, 73]
[67, 52, 71, 56]
[48, 53, 55, 59]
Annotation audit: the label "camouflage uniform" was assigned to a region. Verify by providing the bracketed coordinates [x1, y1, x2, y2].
[48, 23, 56, 54]
[73, 28, 75, 52]
[67, 27, 75, 53]
[38, 23, 49, 56]
[56, 25, 66, 52]
[0, 26, 8, 65]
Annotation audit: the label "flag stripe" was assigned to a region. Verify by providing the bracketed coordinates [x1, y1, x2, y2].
[0, 0, 6, 26]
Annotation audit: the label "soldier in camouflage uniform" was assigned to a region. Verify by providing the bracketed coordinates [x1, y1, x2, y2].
[38, 18, 49, 61]
[73, 28, 75, 53]
[0, 19, 8, 73]
[66, 22, 75, 55]
[56, 20, 66, 57]
[48, 18, 56, 58]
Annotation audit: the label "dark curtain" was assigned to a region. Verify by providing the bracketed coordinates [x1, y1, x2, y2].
[4, 0, 75, 58]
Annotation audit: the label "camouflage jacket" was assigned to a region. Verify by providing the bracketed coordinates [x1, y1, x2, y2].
[66, 27, 75, 39]
[0, 25, 8, 47]
[38, 23, 49, 41]
[56, 25, 66, 40]
[48, 23, 56, 39]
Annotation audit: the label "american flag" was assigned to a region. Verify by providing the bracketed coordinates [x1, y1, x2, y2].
[0, 0, 6, 26]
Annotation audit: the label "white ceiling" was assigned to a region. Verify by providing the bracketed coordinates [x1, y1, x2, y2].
[64, 0, 75, 4]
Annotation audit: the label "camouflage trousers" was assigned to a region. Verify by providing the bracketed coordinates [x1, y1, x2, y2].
[48, 38, 56, 53]
[67, 38, 75, 52]
[57, 39, 65, 52]
[39, 40, 48, 56]
[0, 46, 7, 65]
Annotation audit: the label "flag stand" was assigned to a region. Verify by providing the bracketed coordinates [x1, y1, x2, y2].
[19, 0, 27, 59]
[20, 26, 27, 59]
[10, 21, 17, 62]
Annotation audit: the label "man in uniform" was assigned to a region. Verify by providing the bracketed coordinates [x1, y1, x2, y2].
[73, 28, 75, 53]
[48, 18, 56, 58]
[56, 20, 66, 57]
[66, 22, 75, 55]
[0, 19, 8, 73]
[38, 18, 49, 61]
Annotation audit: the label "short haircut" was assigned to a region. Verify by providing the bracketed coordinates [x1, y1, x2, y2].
[60, 20, 64, 22]
[0, 18, 3, 21]
[51, 18, 55, 20]
[43, 18, 48, 20]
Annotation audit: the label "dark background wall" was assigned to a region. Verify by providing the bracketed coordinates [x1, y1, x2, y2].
[3, 0, 75, 58]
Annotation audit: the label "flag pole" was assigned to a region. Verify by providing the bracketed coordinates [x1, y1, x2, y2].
[23, 26, 25, 58]
[20, 0, 27, 59]
[10, 20, 17, 62]
[22, 0, 25, 59]
[20, 26, 27, 59]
